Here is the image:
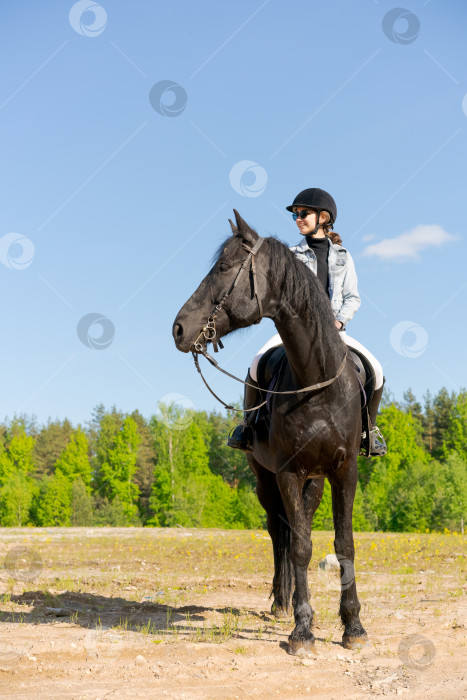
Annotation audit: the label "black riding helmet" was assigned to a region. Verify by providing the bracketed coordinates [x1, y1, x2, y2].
[286, 188, 337, 236]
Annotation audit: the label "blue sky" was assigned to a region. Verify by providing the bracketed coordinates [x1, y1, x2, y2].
[0, 0, 466, 426]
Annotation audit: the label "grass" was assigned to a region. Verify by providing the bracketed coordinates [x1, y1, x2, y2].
[0, 527, 465, 646]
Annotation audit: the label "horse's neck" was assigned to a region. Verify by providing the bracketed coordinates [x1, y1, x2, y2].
[274, 312, 342, 389]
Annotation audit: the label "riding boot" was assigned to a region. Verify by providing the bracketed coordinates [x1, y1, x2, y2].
[227, 371, 260, 451]
[368, 380, 387, 456]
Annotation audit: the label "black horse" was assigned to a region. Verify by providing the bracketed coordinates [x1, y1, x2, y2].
[173, 210, 368, 655]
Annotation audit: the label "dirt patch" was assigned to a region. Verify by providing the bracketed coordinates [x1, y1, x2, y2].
[0, 527, 466, 698]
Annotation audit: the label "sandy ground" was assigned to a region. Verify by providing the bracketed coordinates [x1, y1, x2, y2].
[0, 527, 465, 699]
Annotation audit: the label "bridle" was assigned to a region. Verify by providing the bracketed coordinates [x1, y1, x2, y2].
[190, 234, 347, 412]
[191, 236, 264, 354]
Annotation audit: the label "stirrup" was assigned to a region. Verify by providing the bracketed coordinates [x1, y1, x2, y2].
[227, 424, 253, 452]
[369, 425, 387, 456]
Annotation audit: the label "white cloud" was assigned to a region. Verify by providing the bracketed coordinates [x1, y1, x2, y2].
[362, 225, 457, 261]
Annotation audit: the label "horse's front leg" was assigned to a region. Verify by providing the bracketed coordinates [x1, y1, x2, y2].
[329, 461, 368, 649]
[250, 459, 294, 617]
[276, 467, 315, 655]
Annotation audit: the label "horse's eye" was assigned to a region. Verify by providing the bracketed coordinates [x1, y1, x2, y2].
[219, 261, 230, 272]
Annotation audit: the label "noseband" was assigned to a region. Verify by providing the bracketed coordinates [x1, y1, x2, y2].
[191, 237, 265, 354]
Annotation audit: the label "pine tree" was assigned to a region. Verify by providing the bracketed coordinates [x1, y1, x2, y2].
[131, 410, 156, 522]
[442, 390, 467, 462]
[70, 478, 94, 526]
[32, 419, 73, 476]
[432, 387, 457, 457]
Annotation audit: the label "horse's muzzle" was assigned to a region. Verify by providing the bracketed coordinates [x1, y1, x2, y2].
[172, 314, 203, 353]
[172, 317, 190, 352]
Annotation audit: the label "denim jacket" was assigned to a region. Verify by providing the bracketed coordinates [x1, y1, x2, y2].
[289, 236, 361, 328]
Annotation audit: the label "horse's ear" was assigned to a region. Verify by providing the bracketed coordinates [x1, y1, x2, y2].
[233, 209, 258, 246]
[233, 209, 247, 232]
[228, 218, 237, 234]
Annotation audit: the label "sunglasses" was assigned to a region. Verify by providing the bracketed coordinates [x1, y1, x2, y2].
[292, 209, 313, 221]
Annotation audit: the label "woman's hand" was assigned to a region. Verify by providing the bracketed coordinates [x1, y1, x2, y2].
[335, 320, 343, 330]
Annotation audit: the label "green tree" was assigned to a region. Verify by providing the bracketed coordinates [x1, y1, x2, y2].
[90, 405, 124, 476]
[54, 427, 92, 490]
[432, 387, 457, 458]
[0, 432, 36, 525]
[70, 478, 94, 526]
[0, 471, 36, 526]
[422, 389, 436, 454]
[32, 419, 73, 476]
[362, 405, 428, 531]
[131, 410, 156, 523]
[194, 409, 255, 489]
[442, 391, 467, 462]
[429, 452, 467, 531]
[97, 416, 141, 522]
[402, 388, 423, 423]
[230, 485, 266, 529]
[31, 471, 72, 526]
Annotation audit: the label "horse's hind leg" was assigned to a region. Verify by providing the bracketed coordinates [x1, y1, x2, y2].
[251, 460, 294, 617]
[329, 461, 368, 650]
[303, 478, 325, 529]
[276, 468, 316, 655]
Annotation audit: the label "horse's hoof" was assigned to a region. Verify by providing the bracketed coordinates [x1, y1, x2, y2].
[342, 633, 369, 650]
[287, 639, 317, 657]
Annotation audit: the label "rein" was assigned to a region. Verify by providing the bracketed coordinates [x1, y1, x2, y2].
[192, 348, 347, 412]
[189, 234, 347, 413]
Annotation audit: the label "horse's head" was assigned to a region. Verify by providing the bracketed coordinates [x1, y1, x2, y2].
[173, 210, 272, 354]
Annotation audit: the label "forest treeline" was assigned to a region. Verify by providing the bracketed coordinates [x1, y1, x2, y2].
[0, 386, 465, 532]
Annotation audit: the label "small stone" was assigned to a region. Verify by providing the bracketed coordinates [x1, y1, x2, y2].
[319, 554, 340, 571]
[135, 655, 147, 666]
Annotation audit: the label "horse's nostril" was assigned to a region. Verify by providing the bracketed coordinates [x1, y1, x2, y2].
[174, 322, 184, 339]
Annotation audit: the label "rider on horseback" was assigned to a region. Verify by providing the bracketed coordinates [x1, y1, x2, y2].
[227, 187, 387, 457]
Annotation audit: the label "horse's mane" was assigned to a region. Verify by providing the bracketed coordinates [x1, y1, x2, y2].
[267, 236, 336, 324]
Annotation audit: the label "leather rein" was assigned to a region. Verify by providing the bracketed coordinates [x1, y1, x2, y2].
[190, 235, 347, 412]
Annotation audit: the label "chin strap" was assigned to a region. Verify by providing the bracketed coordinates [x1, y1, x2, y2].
[308, 209, 322, 236]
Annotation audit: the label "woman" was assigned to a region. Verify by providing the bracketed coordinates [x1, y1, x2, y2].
[228, 187, 387, 456]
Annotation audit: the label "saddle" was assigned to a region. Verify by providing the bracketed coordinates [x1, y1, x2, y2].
[256, 344, 376, 455]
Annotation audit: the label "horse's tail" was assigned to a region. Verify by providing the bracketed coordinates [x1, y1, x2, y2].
[271, 511, 295, 617]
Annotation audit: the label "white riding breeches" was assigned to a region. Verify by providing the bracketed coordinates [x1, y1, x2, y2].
[249, 332, 384, 389]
